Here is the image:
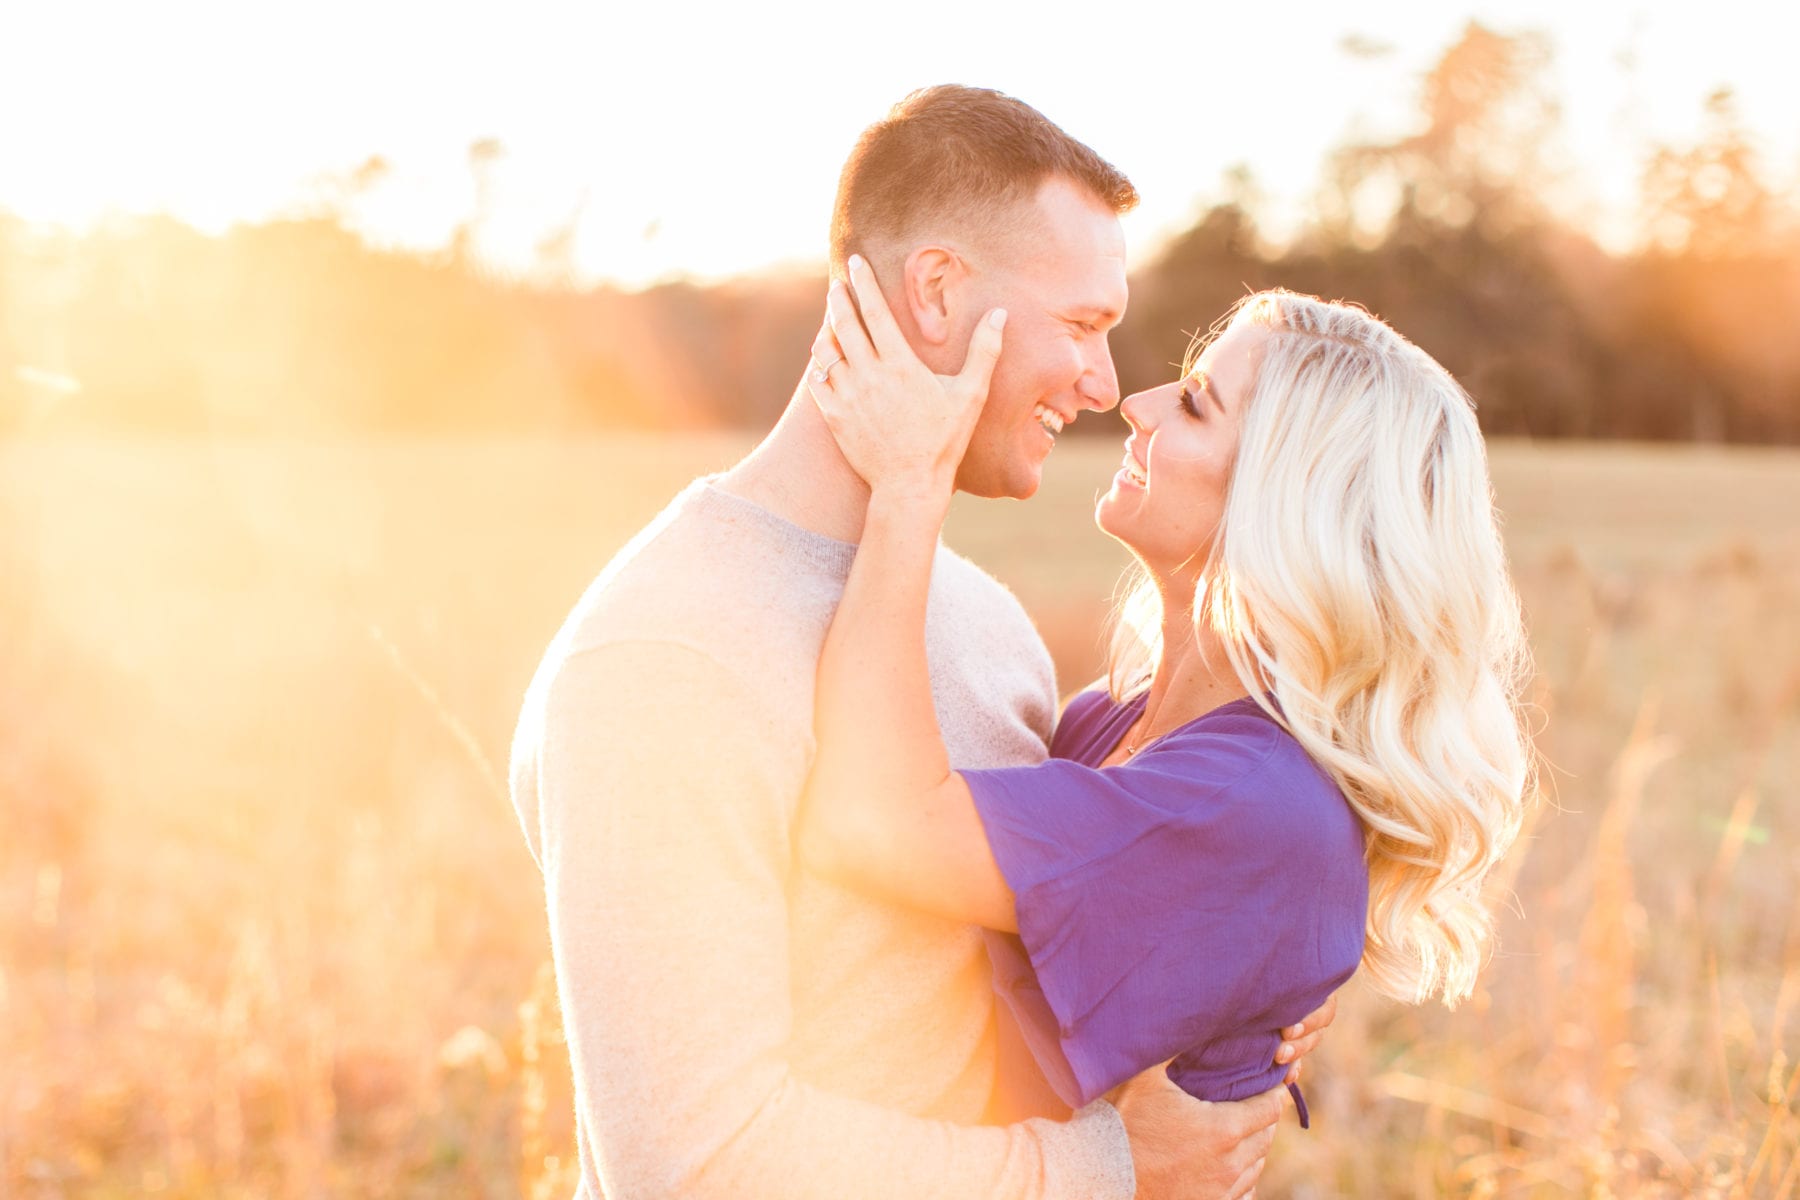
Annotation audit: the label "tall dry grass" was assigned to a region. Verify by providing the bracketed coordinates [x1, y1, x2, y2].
[1, 435, 1795, 1198]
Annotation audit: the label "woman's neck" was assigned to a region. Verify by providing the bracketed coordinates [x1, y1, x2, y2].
[1139, 576, 1248, 733]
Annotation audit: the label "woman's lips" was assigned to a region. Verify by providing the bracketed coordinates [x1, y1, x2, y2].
[1117, 446, 1147, 488]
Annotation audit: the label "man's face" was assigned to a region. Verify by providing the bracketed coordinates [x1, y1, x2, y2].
[953, 177, 1129, 500]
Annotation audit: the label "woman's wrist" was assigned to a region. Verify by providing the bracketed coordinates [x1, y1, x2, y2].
[868, 474, 955, 523]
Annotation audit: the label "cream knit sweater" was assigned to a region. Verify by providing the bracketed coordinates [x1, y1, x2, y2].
[510, 480, 1134, 1199]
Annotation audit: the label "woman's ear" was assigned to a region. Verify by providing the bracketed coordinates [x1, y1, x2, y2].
[901, 245, 966, 347]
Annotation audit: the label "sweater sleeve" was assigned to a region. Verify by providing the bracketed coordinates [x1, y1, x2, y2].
[522, 638, 1136, 1200]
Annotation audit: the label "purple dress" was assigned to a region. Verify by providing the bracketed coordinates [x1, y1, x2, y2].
[964, 690, 1367, 1127]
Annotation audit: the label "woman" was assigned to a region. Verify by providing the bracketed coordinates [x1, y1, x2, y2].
[799, 259, 1536, 1126]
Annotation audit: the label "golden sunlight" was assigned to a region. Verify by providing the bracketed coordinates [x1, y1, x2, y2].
[3, 6, 1798, 1196]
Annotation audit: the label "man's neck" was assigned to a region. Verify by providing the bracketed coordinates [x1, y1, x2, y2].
[713, 375, 876, 544]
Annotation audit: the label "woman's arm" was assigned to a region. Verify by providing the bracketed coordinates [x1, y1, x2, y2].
[799, 257, 1018, 931]
[804, 486, 1019, 932]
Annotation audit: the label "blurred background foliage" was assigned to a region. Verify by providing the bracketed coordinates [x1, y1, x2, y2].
[2, 24, 1797, 444]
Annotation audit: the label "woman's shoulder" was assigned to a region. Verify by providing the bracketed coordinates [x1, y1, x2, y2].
[1049, 684, 1134, 763]
[1159, 699, 1360, 842]
[1058, 684, 1116, 725]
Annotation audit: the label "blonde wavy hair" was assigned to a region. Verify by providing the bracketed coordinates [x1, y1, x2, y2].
[1106, 289, 1536, 1008]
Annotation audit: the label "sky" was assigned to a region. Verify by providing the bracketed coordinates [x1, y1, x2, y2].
[3, 0, 1796, 288]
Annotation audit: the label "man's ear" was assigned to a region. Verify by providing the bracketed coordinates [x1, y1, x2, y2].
[900, 245, 967, 347]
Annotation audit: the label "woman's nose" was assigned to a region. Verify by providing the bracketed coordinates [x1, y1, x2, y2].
[1117, 385, 1163, 432]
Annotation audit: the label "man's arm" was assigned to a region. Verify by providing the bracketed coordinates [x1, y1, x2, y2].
[526, 638, 1135, 1200]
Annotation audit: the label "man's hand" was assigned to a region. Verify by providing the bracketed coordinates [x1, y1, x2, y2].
[1113, 1070, 1283, 1200]
[1276, 992, 1339, 1084]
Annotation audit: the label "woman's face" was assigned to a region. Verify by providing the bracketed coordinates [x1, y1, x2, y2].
[1095, 322, 1265, 577]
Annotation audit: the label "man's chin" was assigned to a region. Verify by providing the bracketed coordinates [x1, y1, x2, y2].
[955, 472, 1035, 501]
[960, 476, 1040, 502]
[953, 449, 1046, 501]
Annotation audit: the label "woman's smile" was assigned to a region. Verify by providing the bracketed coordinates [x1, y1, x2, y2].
[1114, 441, 1148, 489]
[1095, 323, 1263, 575]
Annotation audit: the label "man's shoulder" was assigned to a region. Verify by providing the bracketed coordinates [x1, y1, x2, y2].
[559, 481, 845, 663]
[930, 544, 1043, 642]
[931, 541, 1007, 591]
[930, 544, 1054, 684]
[515, 481, 848, 768]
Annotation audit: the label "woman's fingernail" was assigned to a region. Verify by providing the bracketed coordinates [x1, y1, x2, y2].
[849, 253, 864, 271]
[989, 308, 1007, 328]
[1276, 1043, 1294, 1063]
[1284, 1023, 1303, 1039]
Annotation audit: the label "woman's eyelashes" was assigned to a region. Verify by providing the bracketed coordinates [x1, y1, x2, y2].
[1179, 382, 1205, 419]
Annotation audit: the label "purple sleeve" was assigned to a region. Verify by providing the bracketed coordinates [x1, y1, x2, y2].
[1046, 687, 1113, 759]
[964, 715, 1367, 1108]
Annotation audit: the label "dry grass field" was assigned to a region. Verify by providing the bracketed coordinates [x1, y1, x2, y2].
[2, 434, 1797, 1198]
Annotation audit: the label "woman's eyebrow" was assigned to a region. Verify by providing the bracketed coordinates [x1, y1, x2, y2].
[1192, 370, 1227, 411]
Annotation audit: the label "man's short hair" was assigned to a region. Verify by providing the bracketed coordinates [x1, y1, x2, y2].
[829, 85, 1138, 273]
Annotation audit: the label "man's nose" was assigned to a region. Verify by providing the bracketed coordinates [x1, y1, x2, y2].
[1078, 344, 1121, 412]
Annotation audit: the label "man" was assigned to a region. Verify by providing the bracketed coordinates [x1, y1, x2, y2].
[510, 85, 1329, 1199]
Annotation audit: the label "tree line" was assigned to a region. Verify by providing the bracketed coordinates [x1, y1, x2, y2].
[1, 25, 1794, 443]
